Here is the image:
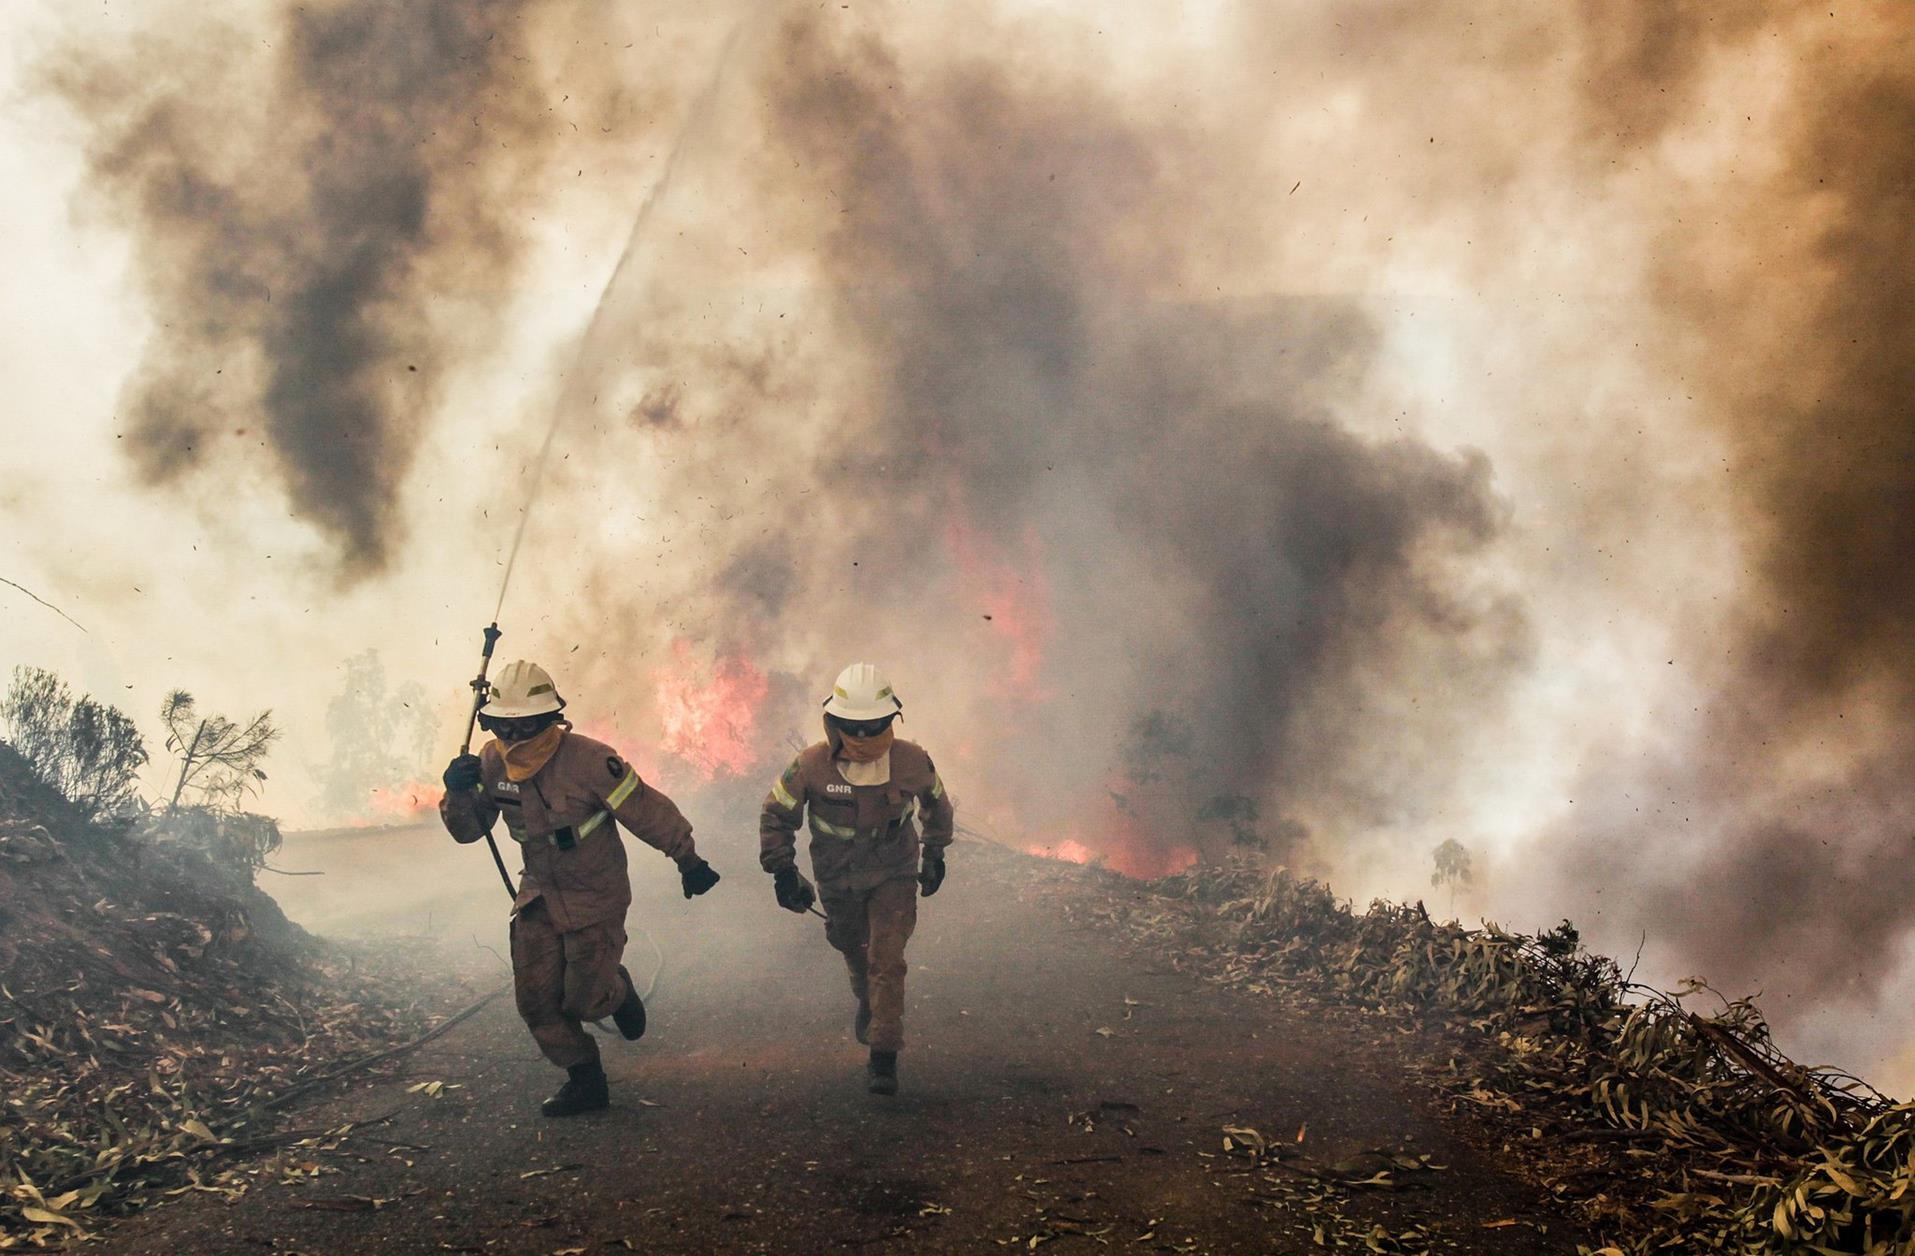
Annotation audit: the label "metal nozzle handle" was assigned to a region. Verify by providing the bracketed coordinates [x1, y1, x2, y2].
[459, 622, 504, 758]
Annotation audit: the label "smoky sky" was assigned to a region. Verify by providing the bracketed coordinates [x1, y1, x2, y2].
[48, 0, 554, 574]
[557, 12, 1529, 859]
[1727, 70, 1915, 725]
[1548, 40, 1915, 1004]
[561, 3, 1915, 1019]
[41, 0, 1915, 1048]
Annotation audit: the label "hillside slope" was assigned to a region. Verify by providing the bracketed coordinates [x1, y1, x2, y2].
[0, 743, 432, 1244]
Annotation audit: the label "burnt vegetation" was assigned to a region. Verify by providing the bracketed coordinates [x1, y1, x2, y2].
[0, 668, 147, 827]
[4, 664, 1913, 1252]
[0, 671, 432, 1244]
[15, 3, 1915, 1252]
[1070, 855, 1915, 1254]
[157, 690, 279, 818]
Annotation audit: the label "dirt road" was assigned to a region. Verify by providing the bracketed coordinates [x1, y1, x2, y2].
[100, 834, 1587, 1253]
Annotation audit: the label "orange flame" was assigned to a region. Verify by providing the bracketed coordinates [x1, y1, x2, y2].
[1024, 808, 1198, 881]
[1019, 767, 1201, 879]
[652, 640, 770, 780]
[1029, 837, 1099, 865]
[356, 779, 438, 825]
[1024, 834, 1197, 880]
[945, 518, 1054, 697]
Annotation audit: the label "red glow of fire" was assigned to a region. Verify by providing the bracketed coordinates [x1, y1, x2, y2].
[1051, 838, 1098, 864]
[1016, 769, 1202, 880]
[359, 780, 437, 824]
[653, 641, 770, 781]
[1024, 816, 1197, 882]
[945, 518, 1054, 697]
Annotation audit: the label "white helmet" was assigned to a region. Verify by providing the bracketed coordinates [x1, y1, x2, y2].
[481, 660, 565, 718]
[822, 662, 902, 721]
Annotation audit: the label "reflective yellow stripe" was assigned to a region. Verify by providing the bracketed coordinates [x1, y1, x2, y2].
[606, 770, 641, 809]
[570, 772, 640, 841]
[812, 817, 857, 839]
[770, 777, 799, 811]
[930, 774, 945, 801]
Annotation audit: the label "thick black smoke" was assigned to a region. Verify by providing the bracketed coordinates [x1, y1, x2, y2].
[49, 0, 1915, 1059]
[1211, 0, 1915, 1027]
[48, 1, 555, 574]
[543, 13, 1527, 863]
[1726, 69, 1915, 732]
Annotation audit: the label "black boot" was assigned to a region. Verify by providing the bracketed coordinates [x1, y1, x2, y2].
[541, 1060, 609, 1118]
[613, 966, 647, 1041]
[854, 998, 872, 1046]
[867, 1049, 898, 1096]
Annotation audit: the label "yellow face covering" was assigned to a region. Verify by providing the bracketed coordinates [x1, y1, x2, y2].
[500, 724, 565, 782]
[837, 725, 895, 765]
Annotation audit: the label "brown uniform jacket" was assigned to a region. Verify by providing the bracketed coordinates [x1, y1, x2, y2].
[759, 740, 953, 894]
[440, 730, 697, 932]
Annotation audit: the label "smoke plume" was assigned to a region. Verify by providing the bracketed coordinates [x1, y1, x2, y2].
[535, 11, 1526, 865]
[1548, 25, 1915, 1010]
[47, 1, 559, 573]
[38, 1, 1915, 1075]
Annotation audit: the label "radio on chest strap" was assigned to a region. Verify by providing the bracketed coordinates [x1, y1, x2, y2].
[810, 795, 919, 841]
[520, 768, 638, 849]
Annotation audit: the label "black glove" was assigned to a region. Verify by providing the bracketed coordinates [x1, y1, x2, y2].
[918, 854, 946, 897]
[679, 857, 720, 899]
[773, 866, 817, 913]
[442, 754, 482, 791]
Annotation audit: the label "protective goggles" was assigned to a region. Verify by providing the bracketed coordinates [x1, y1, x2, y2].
[479, 712, 560, 742]
[829, 714, 896, 739]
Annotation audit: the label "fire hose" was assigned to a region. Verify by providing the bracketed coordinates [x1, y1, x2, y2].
[457, 621, 517, 900]
[456, 621, 828, 925]
[446, 25, 744, 907]
[456, 622, 676, 1028]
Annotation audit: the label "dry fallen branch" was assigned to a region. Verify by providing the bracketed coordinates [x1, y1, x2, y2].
[257, 986, 506, 1114]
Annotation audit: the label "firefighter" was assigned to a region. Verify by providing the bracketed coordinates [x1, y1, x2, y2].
[760, 663, 953, 1095]
[440, 660, 720, 1117]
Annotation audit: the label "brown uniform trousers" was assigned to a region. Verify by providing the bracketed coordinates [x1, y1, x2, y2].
[822, 877, 918, 1051]
[509, 901, 626, 1068]
[441, 730, 699, 1069]
[760, 740, 953, 1053]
